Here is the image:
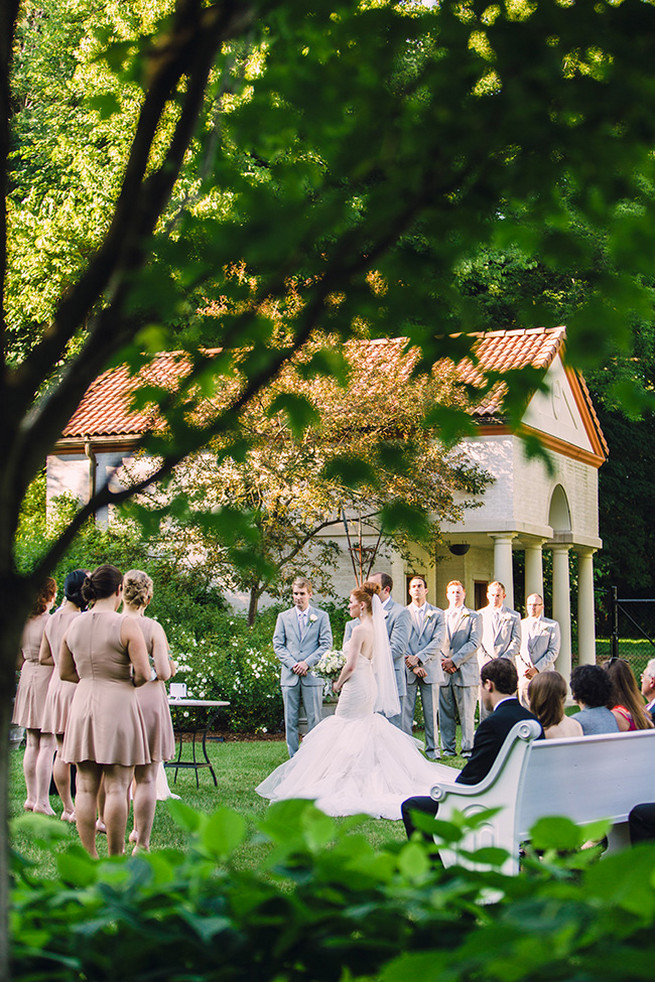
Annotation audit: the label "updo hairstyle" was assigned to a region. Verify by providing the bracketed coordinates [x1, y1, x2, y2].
[64, 569, 88, 611]
[122, 569, 154, 609]
[351, 580, 381, 614]
[528, 671, 567, 730]
[30, 577, 57, 617]
[81, 565, 123, 606]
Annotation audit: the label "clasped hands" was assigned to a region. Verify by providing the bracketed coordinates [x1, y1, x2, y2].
[406, 654, 427, 679]
[441, 657, 457, 675]
[292, 660, 309, 676]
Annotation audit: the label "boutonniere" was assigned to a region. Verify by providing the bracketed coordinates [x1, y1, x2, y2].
[425, 610, 435, 621]
[309, 614, 317, 623]
[461, 611, 470, 619]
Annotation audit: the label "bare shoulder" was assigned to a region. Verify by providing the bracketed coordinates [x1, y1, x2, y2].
[150, 618, 169, 644]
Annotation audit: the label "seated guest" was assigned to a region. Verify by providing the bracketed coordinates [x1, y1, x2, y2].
[603, 657, 654, 732]
[629, 803, 655, 844]
[401, 658, 543, 839]
[528, 671, 583, 739]
[641, 658, 655, 722]
[569, 665, 619, 735]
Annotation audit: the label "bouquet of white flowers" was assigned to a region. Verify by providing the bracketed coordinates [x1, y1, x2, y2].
[315, 648, 346, 701]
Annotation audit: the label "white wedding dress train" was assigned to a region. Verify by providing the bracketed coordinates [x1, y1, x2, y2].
[256, 653, 459, 820]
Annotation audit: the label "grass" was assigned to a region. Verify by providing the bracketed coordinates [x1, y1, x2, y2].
[10, 732, 465, 874]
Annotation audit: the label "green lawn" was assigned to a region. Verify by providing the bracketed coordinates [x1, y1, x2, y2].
[10, 734, 465, 872]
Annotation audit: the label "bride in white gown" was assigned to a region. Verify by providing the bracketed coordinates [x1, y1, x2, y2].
[256, 582, 459, 820]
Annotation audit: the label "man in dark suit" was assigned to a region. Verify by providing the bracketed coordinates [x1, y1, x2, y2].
[629, 803, 655, 844]
[401, 658, 543, 839]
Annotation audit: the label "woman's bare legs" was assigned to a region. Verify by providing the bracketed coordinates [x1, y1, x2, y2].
[75, 762, 103, 856]
[22, 729, 40, 810]
[52, 735, 75, 819]
[34, 732, 56, 813]
[132, 762, 159, 851]
[25, 729, 56, 815]
[102, 764, 135, 855]
[96, 776, 106, 833]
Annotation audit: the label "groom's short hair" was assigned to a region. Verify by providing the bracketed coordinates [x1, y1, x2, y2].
[373, 571, 393, 592]
[292, 576, 312, 592]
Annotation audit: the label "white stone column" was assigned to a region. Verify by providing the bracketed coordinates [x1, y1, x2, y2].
[490, 534, 516, 608]
[576, 548, 597, 666]
[523, 538, 546, 604]
[391, 553, 406, 603]
[551, 544, 572, 679]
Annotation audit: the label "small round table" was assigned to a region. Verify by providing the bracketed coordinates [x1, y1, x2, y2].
[166, 699, 230, 787]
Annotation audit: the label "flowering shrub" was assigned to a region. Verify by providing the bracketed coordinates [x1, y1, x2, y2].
[163, 615, 284, 734]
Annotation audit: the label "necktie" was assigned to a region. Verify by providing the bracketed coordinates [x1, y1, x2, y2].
[298, 612, 306, 638]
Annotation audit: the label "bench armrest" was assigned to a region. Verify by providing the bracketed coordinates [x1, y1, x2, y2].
[430, 718, 542, 802]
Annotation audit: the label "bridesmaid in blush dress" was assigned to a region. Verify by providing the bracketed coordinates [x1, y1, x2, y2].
[60, 565, 151, 856]
[12, 577, 57, 813]
[37, 568, 88, 820]
[122, 569, 175, 852]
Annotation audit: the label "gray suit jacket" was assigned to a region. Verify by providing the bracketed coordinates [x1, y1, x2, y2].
[405, 603, 445, 685]
[478, 604, 521, 667]
[519, 615, 560, 674]
[343, 597, 411, 698]
[442, 605, 482, 686]
[273, 606, 332, 687]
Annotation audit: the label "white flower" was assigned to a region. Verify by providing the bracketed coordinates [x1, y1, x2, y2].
[309, 614, 317, 623]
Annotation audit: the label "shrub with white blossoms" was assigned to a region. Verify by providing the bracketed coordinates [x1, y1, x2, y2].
[164, 615, 284, 733]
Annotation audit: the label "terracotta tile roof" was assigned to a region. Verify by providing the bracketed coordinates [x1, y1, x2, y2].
[61, 352, 196, 439]
[59, 327, 586, 441]
[455, 326, 567, 417]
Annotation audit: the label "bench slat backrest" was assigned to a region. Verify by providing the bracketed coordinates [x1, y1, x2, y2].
[517, 729, 655, 838]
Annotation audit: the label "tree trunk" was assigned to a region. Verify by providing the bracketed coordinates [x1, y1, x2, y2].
[0, 685, 10, 981]
[247, 586, 261, 627]
[0, 586, 28, 982]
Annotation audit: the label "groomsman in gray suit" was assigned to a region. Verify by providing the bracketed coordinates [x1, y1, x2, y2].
[343, 571, 411, 727]
[517, 593, 561, 708]
[273, 576, 332, 757]
[477, 580, 521, 720]
[401, 575, 445, 759]
[439, 580, 482, 757]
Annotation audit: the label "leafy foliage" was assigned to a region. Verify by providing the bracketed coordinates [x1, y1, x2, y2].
[120, 335, 490, 620]
[11, 803, 655, 981]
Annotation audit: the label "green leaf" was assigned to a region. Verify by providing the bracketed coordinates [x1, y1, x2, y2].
[266, 393, 320, 438]
[201, 808, 247, 858]
[86, 93, 121, 118]
[529, 815, 595, 851]
[166, 799, 205, 833]
[300, 806, 336, 853]
[397, 841, 431, 880]
[56, 850, 98, 887]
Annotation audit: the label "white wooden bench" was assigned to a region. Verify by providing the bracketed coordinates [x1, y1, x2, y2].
[429, 721, 655, 875]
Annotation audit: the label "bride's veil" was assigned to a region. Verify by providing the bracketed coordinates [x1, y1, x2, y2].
[371, 594, 401, 717]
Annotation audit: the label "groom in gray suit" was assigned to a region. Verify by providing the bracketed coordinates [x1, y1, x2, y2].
[343, 571, 410, 727]
[401, 575, 445, 758]
[273, 576, 332, 757]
